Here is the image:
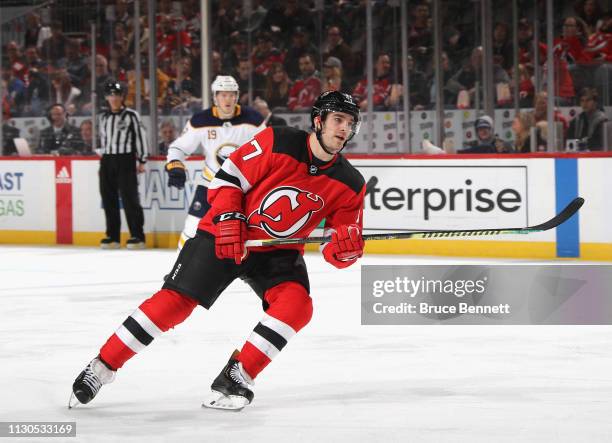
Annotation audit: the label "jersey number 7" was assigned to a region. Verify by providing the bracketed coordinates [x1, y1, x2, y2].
[242, 140, 263, 161]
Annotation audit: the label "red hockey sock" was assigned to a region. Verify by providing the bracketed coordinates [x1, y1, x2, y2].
[238, 282, 313, 379]
[99, 289, 198, 370]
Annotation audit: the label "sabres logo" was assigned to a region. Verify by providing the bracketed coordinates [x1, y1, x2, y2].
[215, 143, 239, 167]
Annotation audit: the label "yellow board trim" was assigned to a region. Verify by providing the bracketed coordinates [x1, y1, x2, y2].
[3, 231, 612, 261]
[72, 232, 181, 249]
[0, 231, 56, 245]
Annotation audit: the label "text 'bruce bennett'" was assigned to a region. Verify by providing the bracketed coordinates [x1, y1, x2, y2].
[372, 302, 511, 315]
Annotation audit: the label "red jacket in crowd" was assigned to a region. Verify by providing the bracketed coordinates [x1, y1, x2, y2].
[287, 75, 321, 111]
[586, 31, 612, 62]
[553, 36, 592, 64]
[352, 76, 393, 108]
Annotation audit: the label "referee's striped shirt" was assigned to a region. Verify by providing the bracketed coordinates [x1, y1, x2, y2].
[99, 107, 148, 162]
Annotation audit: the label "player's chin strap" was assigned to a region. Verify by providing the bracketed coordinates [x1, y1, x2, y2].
[315, 121, 350, 156]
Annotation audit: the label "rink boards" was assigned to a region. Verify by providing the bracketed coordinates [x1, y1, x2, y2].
[0, 154, 610, 260]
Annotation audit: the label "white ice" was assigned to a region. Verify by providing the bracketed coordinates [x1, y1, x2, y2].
[0, 246, 611, 443]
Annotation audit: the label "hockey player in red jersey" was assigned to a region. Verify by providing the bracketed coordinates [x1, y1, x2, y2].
[69, 91, 365, 411]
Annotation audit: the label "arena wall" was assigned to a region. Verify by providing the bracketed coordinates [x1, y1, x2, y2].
[0, 153, 609, 260]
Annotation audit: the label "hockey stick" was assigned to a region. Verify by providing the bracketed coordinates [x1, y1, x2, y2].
[244, 197, 584, 247]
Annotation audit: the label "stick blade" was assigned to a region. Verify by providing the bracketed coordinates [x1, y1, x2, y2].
[529, 197, 584, 231]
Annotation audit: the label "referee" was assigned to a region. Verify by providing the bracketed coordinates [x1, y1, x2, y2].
[98, 81, 148, 249]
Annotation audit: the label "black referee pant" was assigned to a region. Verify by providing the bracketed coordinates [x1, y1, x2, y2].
[99, 153, 145, 242]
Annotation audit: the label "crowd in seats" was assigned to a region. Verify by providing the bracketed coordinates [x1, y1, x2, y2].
[0, 0, 611, 153]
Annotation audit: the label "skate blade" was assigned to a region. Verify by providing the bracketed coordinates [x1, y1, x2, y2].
[100, 243, 120, 250]
[68, 392, 80, 409]
[202, 390, 249, 411]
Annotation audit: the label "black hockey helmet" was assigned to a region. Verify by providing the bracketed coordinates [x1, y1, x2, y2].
[311, 91, 361, 142]
[104, 80, 124, 96]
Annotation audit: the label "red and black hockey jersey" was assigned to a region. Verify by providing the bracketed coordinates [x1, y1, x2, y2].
[198, 126, 365, 253]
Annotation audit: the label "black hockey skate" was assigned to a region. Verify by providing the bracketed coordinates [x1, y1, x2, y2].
[203, 352, 254, 411]
[68, 356, 116, 409]
[100, 238, 120, 249]
[126, 237, 146, 250]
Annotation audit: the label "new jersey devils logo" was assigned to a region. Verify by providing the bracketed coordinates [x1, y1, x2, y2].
[249, 186, 324, 238]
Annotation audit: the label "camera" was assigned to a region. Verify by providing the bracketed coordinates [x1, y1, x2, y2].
[565, 139, 579, 152]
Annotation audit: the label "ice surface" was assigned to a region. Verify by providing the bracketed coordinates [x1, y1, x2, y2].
[0, 246, 611, 443]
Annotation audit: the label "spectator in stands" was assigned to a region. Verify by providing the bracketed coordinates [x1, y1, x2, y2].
[532, 91, 569, 131]
[162, 57, 200, 114]
[5, 41, 27, 83]
[211, 50, 223, 80]
[407, 2, 433, 73]
[24, 46, 45, 71]
[457, 115, 513, 154]
[113, 0, 132, 26]
[41, 21, 68, 66]
[446, 47, 510, 109]
[554, 16, 591, 64]
[2, 67, 26, 117]
[109, 42, 132, 81]
[125, 59, 170, 112]
[50, 71, 82, 115]
[352, 52, 394, 111]
[112, 21, 131, 55]
[386, 54, 428, 110]
[23, 60, 50, 116]
[284, 26, 319, 81]
[512, 112, 536, 153]
[567, 87, 608, 150]
[252, 98, 287, 127]
[429, 51, 457, 106]
[264, 63, 291, 111]
[38, 103, 84, 154]
[586, 13, 612, 62]
[444, 27, 469, 73]
[158, 120, 176, 156]
[251, 31, 284, 77]
[2, 116, 20, 156]
[322, 26, 356, 80]
[586, 12, 612, 105]
[190, 36, 202, 89]
[493, 22, 513, 70]
[224, 33, 248, 74]
[321, 57, 350, 95]
[157, 15, 191, 63]
[79, 119, 96, 155]
[182, 0, 202, 38]
[63, 39, 89, 90]
[574, 0, 605, 35]
[517, 18, 547, 68]
[174, 81, 203, 114]
[262, 0, 314, 41]
[510, 64, 536, 107]
[212, 1, 246, 49]
[246, 0, 268, 34]
[517, 18, 576, 104]
[83, 55, 112, 113]
[234, 58, 265, 105]
[287, 54, 321, 112]
[24, 12, 51, 49]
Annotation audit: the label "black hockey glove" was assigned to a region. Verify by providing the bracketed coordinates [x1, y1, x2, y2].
[165, 160, 187, 189]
